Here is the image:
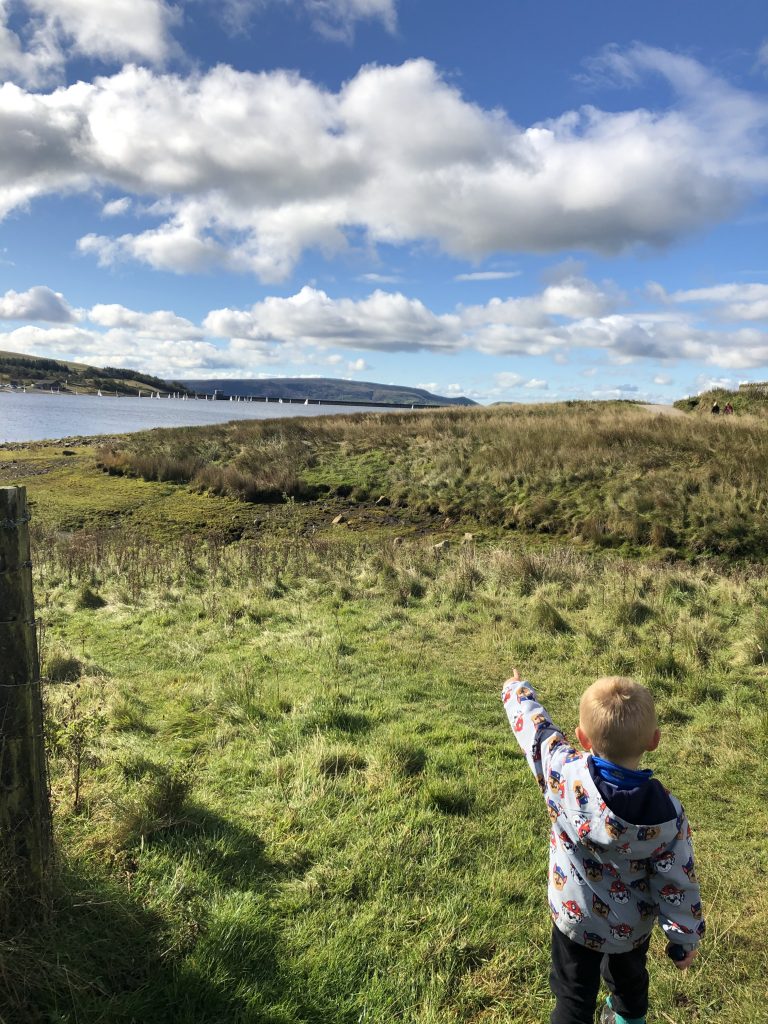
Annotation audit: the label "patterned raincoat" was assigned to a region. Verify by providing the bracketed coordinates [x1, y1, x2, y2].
[503, 679, 704, 954]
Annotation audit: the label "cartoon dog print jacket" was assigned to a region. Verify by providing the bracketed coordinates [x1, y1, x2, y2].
[503, 680, 704, 954]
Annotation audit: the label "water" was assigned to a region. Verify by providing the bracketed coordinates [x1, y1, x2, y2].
[0, 391, 392, 443]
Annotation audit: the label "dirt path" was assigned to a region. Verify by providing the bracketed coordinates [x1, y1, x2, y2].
[638, 404, 686, 417]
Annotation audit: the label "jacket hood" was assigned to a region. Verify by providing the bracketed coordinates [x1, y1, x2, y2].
[551, 752, 683, 860]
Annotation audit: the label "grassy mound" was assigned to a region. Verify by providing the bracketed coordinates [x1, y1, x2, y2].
[88, 401, 768, 558]
[674, 387, 767, 416]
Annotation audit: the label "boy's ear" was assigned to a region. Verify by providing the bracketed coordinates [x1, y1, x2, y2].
[647, 728, 661, 752]
[575, 725, 592, 751]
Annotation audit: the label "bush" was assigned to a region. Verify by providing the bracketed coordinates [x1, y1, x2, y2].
[109, 693, 152, 733]
[440, 550, 483, 603]
[613, 599, 653, 627]
[74, 585, 106, 610]
[299, 697, 371, 736]
[45, 654, 83, 683]
[111, 765, 191, 848]
[732, 618, 768, 666]
[215, 672, 268, 725]
[531, 598, 572, 635]
[650, 522, 677, 548]
[116, 753, 158, 781]
[193, 464, 315, 504]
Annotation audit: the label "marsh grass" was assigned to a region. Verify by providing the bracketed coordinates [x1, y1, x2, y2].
[80, 401, 768, 558]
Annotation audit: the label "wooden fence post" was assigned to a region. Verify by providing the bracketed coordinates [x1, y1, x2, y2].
[0, 486, 52, 911]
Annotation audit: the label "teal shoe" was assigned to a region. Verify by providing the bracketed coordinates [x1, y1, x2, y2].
[599, 996, 646, 1024]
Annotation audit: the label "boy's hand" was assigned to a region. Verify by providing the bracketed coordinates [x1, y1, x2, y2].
[673, 949, 698, 971]
[505, 668, 522, 684]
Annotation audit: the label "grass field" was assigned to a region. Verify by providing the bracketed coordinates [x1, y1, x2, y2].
[1, 403, 767, 1023]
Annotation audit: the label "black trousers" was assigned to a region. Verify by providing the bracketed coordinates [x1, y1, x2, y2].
[550, 925, 650, 1024]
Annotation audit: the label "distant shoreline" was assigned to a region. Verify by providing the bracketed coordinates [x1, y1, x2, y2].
[1, 385, 440, 411]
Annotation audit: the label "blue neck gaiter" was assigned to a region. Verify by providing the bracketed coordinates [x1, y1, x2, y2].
[591, 755, 653, 790]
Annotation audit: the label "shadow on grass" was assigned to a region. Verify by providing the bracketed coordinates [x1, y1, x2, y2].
[0, 809, 328, 1024]
[149, 802, 312, 890]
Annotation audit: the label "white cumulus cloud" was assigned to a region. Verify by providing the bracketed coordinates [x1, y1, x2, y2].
[86, 303, 203, 340]
[667, 282, 768, 321]
[202, 276, 768, 369]
[101, 196, 132, 217]
[220, 0, 396, 41]
[494, 372, 523, 389]
[0, 322, 229, 377]
[0, 285, 74, 321]
[204, 286, 463, 352]
[27, 0, 175, 63]
[8, 272, 768, 377]
[305, 0, 396, 39]
[696, 375, 737, 393]
[0, 49, 766, 279]
[0, 0, 176, 86]
[0, 0, 397, 89]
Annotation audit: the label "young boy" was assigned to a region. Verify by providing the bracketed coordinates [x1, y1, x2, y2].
[502, 672, 703, 1024]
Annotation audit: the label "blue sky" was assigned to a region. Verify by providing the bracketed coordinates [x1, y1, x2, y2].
[1, 0, 768, 403]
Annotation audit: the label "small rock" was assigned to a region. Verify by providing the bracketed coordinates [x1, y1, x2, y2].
[462, 532, 475, 543]
[432, 540, 450, 551]
[443, 517, 453, 526]
[332, 514, 347, 525]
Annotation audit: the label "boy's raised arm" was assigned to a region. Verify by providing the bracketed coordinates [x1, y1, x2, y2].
[501, 671, 572, 793]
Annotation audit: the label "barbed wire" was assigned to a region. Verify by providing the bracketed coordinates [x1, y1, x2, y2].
[0, 561, 32, 574]
[0, 515, 32, 530]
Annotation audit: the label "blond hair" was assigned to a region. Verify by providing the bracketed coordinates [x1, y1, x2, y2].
[579, 677, 657, 760]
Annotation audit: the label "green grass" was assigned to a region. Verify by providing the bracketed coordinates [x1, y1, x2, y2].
[0, 444, 260, 539]
[3, 405, 768, 1022]
[1, 518, 765, 1023]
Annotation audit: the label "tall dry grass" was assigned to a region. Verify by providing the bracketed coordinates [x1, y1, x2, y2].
[96, 403, 768, 558]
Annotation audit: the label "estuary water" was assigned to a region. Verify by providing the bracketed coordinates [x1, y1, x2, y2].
[0, 391, 389, 443]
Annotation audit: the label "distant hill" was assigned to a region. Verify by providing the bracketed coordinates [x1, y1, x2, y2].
[0, 350, 475, 406]
[180, 377, 476, 407]
[0, 350, 191, 397]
